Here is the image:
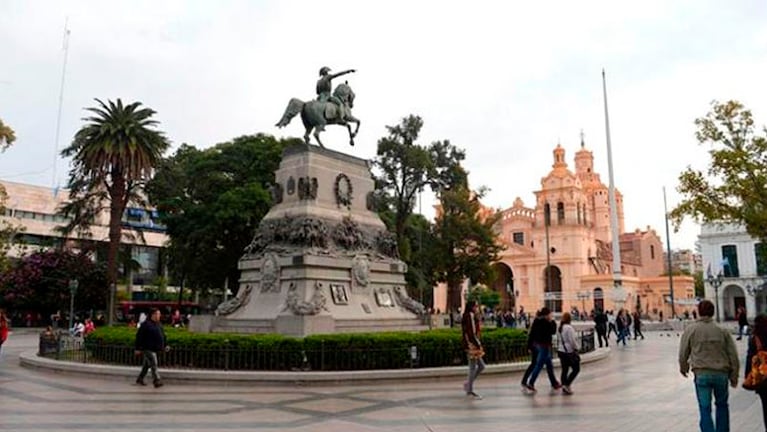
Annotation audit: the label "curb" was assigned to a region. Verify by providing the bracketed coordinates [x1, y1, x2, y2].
[19, 347, 610, 385]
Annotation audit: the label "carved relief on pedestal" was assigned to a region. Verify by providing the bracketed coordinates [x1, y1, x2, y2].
[215, 284, 253, 316]
[393, 286, 426, 315]
[260, 253, 281, 293]
[352, 255, 370, 287]
[298, 176, 318, 200]
[286, 177, 296, 195]
[334, 173, 353, 209]
[283, 282, 329, 315]
[375, 287, 395, 308]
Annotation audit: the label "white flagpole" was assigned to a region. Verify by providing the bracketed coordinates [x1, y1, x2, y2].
[602, 69, 625, 307]
[52, 18, 71, 195]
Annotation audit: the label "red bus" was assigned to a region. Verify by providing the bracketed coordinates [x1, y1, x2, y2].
[116, 300, 201, 325]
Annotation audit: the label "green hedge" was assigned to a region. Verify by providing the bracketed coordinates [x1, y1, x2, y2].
[82, 327, 529, 371]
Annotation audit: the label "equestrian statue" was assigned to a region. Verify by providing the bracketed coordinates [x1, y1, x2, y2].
[275, 66, 360, 148]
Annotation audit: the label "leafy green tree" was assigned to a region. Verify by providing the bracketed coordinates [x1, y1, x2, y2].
[693, 270, 704, 298]
[0, 117, 15, 150]
[374, 115, 465, 260]
[671, 100, 767, 242]
[467, 285, 502, 311]
[147, 134, 291, 296]
[60, 99, 169, 324]
[432, 171, 503, 312]
[0, 250, 108, 316]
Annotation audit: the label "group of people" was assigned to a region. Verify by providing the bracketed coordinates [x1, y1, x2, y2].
[593, 308, 644, 348]
[461, 303, 582, 399]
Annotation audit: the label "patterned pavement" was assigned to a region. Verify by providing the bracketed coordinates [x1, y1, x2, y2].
[0, 329, 763, 432]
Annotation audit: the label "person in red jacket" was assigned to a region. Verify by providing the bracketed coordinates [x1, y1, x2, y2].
[0, 310, 9, 356]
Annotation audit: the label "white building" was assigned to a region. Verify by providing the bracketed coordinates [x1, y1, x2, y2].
[698, 223, 767, 320]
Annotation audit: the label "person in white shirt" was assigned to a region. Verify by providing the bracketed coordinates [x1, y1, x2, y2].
[557, 312, 581, 395]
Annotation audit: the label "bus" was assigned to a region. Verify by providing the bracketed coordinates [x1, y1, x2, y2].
[116, 300, 201, 325]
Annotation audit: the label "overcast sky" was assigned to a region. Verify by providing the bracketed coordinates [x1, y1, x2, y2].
[1, 0, 766, 250]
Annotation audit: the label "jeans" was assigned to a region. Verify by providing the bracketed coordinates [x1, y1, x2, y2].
[557, 351, 580, 386]
[694, 372, 730, 432]
[616, 328, 627, 345]
[528, 343, 559, 388]
[596, 326, 608, 347]
[521, 345, 538, 385]
[137, 350, 161, 382]
[466, 357, 485, 393]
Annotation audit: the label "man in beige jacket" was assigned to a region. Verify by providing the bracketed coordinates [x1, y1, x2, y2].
[679, 300, 739, 432]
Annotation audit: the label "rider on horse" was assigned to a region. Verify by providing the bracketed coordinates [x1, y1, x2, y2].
[316, 66, 355, 120]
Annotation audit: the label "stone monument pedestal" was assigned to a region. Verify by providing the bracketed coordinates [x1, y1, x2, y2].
[212, 143, 427, 337]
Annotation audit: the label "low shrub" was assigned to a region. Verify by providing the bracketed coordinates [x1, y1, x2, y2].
[82, 326, 531, 371]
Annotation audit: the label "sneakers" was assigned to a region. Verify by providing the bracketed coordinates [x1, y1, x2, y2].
[562, 385, 573, 395]
[552, 382, 563, 391]
[153, 380, 164, 388]
[525, 384, 537, 394]
[135, 378, 146, 386]
[467, 391, 483, 400]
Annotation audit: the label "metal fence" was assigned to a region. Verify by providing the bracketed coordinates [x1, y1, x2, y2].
[41, 330, 595, 372]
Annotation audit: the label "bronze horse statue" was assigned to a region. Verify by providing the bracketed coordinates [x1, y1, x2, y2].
[275, 83, 360, 148]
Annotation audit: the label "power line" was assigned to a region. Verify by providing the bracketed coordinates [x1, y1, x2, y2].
[52, 18, 71, 193]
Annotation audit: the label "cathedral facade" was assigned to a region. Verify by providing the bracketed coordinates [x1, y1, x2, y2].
[434, 139, 695, 318]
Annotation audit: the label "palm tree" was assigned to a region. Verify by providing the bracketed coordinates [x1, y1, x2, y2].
[62, 99, 169, 324]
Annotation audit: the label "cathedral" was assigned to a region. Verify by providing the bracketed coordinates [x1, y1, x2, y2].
[434, 137, 695, 318]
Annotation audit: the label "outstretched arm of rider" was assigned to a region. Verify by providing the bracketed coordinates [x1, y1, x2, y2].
[331, 69, 356, 79]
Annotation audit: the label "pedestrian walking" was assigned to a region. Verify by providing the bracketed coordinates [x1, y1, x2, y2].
[594, 309, 609, 348]
[607, 311, 617, 338]
[134, 309, 169, 388]
[633, 311, 645, 340]
[616, 309, 628, 346]
[737, 307, 749, 341]
[524, 307, 561, 393]
[679, 300, 739, 432]
[743, 314, 767, 431]
[461, 300, 485, 399]
[0, 310, 9, 357]
[521, 309, 543, 392]
[557, 312, 581, 395]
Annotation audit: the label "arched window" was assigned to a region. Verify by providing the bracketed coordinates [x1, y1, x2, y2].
[577, 203, 582, 224]
[544, 203, 551, 226]
[557, 202, 565, 225]
[543, 266, 563, 313]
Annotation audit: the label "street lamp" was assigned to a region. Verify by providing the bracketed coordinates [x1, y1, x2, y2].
[576, 291, 591, 319]
[68, 279, 79, 332]
[706, 273, 723, 322]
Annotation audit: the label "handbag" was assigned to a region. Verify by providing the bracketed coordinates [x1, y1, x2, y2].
[743, 336, 767, 391]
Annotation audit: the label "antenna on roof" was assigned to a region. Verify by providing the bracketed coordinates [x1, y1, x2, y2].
[52, 17, 71, 197]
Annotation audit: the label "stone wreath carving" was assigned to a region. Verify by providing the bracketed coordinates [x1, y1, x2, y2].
[260, 253, 280, 293]
[283, 282, 328, 315]
[334, 173, 353, 209]
[286, 177, 296, 195]
[215, 284, 253, 316]
[352, 255, 370, 287]
[270, 183, 284, 204]
[297, 176, 319, 200]
[393, 286, 426, 316]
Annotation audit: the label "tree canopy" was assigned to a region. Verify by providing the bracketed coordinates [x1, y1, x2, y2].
[147, 134, 293, 294]
[60, 99, 169, 324]
[374, 115, 465, 260]
[431, 170, 502, 312]
[671, 100, 767, 241]
[0, 117, 15, 151]
[0, 250, 108, 316]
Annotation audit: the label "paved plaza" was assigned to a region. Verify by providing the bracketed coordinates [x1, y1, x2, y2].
[0, 330, 763, 431]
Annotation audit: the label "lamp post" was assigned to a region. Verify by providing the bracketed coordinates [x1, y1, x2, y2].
[706, 273, 723, 322]
[576, 291, 591, 319]
[68, 279, 79, 331]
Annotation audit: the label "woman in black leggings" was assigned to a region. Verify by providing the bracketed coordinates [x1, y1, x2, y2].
[746, 314, 767, 432]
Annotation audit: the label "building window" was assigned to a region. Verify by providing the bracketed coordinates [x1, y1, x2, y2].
[512, 232, 524, 246]
[650, 245, 655, 260]
[721, 245, 739, 277]
[576, 203, 582, 224]
[755, 243, 767, 276]
[544, 203, 551, 226]
[557, 202, 565, 225]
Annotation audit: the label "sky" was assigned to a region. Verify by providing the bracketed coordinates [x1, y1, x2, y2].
[1, 0, 766, 251]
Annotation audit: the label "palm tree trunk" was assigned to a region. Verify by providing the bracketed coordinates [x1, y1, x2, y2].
[106, 175, 127, 325]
